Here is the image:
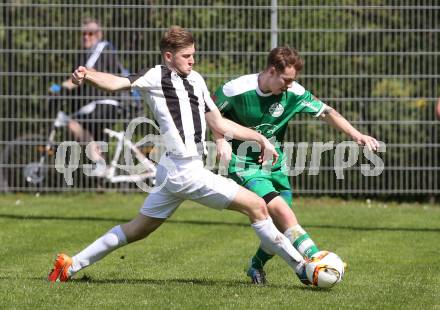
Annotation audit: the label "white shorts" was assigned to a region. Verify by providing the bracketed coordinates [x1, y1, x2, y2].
[140, 155, 240, 219]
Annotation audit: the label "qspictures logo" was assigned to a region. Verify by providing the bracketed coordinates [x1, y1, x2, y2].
[54, 117, 386, 192]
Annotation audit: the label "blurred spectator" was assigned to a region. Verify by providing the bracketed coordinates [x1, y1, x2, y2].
[50, 17, 129, 173]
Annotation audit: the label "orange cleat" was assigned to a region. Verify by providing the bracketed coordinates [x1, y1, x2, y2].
[48, 253, 72, 282]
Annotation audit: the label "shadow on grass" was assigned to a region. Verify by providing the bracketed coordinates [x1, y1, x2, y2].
[0, 275, 308, 290]
[0, 213, 439, 232]
[71, 276, 278, 288]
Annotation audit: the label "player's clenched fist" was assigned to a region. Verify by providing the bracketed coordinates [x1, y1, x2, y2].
[72, 66, 88, 86]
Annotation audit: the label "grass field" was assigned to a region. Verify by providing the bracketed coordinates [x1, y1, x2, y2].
[0, 193, 439, 309]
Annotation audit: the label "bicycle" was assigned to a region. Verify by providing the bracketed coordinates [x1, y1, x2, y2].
[0, 99, 157, 192]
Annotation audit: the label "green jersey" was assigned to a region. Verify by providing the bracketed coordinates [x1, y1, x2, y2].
[214, 73, 325, 173]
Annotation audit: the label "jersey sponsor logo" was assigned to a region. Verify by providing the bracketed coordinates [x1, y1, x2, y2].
[269, 102, 284, 117]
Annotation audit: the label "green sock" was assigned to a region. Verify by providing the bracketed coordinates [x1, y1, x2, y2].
[285, 225, 320, 259]
[251, 247, 274, 269]
[292, 233, 320, 258]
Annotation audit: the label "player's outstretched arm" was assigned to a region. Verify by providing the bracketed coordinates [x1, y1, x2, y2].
[72, 66, 131, 92]
[320, 105, 380, 151]
[206, 109, 278, 164]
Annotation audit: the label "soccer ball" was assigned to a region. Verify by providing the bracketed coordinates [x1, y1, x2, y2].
[305, 251, 345, 288]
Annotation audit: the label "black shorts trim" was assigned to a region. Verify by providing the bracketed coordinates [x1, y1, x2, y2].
[262, 191, 279, 205]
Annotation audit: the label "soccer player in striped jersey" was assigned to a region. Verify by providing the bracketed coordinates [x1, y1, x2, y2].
[48, 27, 310, 284]
[213, 46, 379, 284]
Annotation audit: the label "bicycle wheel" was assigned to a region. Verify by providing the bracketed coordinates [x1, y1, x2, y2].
[0, 134, 55, 192]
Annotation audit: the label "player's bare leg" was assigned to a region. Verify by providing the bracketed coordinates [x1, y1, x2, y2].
[120, 213, 165, 242]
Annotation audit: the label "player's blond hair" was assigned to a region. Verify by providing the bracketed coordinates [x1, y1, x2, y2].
[266, 46, 304, 74]
[160, 26, 195, 54]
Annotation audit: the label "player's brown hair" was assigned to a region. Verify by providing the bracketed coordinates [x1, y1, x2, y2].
[160, 26, 195, 54]
[266, 46, 304, 74]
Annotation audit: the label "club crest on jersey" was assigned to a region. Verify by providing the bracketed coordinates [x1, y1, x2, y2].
[269, 102, 284, 117]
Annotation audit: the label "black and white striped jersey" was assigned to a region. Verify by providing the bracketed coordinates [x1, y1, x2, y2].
[129, 65, 217, 158]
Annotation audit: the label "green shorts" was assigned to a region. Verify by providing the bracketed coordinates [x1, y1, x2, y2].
[229, 168, 293, 208]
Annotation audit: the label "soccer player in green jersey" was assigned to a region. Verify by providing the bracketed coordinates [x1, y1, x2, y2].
[213, 46, 379, 284]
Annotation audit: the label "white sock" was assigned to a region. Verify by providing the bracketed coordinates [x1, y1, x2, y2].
[251, 217, 305, 271]
[69, 225, 128, 275]
[285, 224, 306, 240]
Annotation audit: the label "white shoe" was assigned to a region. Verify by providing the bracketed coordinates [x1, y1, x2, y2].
[54, 111, 71, 128]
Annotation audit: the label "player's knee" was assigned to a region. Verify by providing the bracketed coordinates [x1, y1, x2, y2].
[267, 198, 290, 216]
[229, 189, 269, 220]
[246, 196, 269, 220]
